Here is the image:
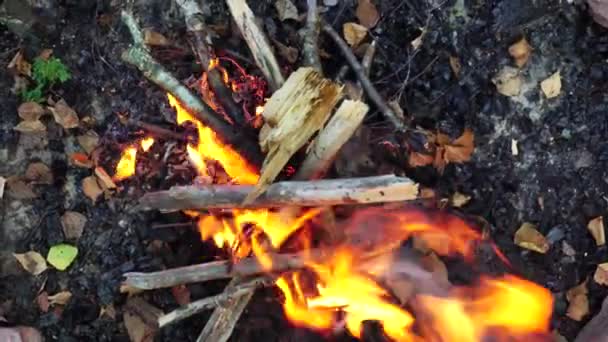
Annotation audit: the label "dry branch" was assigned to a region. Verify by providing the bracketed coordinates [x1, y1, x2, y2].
[302, 0, 322, 73]
[295, 100, 368, 179]
[322, 24, 405, 130]
[120, 11, 263, 166]
[138, 175, 418, 211]
[226, 0, 285, 91]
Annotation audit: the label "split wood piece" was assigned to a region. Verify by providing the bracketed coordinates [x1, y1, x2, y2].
[226, 0, 285, 91]
[302, 0, 322, 73]
[120, 11, 263, 166]
[124, 250, 321, 290]
[138, 175, 418, 211]
[246, 67, 343, 204]
[295, 100, 368, 179]
[574, 295, 608, 342]
[175, 0, 244, 126]
[158, 276, 270, 328]
[322, 23, 405, 131]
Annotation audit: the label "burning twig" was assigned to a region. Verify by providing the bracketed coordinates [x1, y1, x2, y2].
[157, 276, 270, 328]
[174, 0, 245, 126]
[120, 11, 263, 166]
[127, 119, 186, 141]
[226, 0, 285, 91]
[138, 175, 419, 211]
[322, 23, 405, 130]
[302, 0, 323, 73]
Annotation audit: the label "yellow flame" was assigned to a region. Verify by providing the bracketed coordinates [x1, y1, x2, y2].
[140, 137, 155, 152]
[113, 146, 137, 181]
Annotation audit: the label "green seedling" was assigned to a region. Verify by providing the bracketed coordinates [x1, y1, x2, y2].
[22, 57, 71, 102]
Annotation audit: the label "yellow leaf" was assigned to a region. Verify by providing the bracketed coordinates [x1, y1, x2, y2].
[343, 22, 368, 47]
[514, 222, 549, 254]
[540, 71, 561, 99]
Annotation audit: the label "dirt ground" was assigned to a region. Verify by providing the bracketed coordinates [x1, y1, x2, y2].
[1, 0, 608, 341]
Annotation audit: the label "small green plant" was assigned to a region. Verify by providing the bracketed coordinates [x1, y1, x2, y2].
[22, 57, 71, 102]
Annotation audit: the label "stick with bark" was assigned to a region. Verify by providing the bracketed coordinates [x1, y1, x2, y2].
[120, 11, 263, 166]
[302, 0, 322, 73]
[138, 175, 419, 211]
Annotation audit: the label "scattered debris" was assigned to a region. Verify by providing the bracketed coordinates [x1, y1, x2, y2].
[48, 291, 72, 306]
[514, 222, 549, 254]
[70, 153, 94, 168]
[49, 99, 79, 129]
[82, 176, 103, 202]
[511, 139, 519, 156]
[594, 263, 608, 286]
[143, 29, 171, 47]
[18, 102, 46, 121]
[77, 131, 100, 154]
[492, 66, 522, 97]
[356, 0, 379, 28]
[410, 29, 426, 50]
[13, 120, 47, 134]
[100, 304, 117, 320]
[566, 279, 589, 321]
[13, 252, 48, 275]
[95, 167, 117, 190]
[540, 71, 561, 99]
[451, 192, 471, 207]
[343, 22, 368, 47]
[46, 244, 78, 271]
[508, 37, 532, 68]
[588, 216, 605, 246]
[25, 162, 53, 184]
[449, 56, 461, 77]
[275, 0, 299, 21]
[60, 211, 87, 240]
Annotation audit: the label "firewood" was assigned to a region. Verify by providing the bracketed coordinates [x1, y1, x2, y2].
[226, 0, 285, 91]
[245, 67, 343, 203]
[138, 175, 419, 211]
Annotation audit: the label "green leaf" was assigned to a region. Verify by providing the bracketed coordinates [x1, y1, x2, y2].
[21, 84, 45, 102]
[47, 244, 78, 271]
[32, 57, 71, 86]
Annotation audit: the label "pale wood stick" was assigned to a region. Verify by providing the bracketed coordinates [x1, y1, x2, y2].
[302, 0, 322, 73]
[225, 0, 285, 91]
[138, 175, 419, 211]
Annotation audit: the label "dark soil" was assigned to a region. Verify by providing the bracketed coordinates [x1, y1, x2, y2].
[1, 0, 608, 341]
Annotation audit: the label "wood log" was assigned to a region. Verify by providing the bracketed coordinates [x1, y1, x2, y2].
[226, 0, 285, 91]
[138, 175, 419, 211]
[245, 67, 343, 204]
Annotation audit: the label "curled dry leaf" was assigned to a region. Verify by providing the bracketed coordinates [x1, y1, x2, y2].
[70, 153, 94, 168]
[449, 56, 461, 77]
[13, 251, 48, 275]
[343, 22, 368, 47]
[444, 129, 475, 164]
[451, 192, 471, 207]
[50, 99, 79, 129]
[594, 263, 608, 286]
[275, 0, 299, 21]
[94, 167, 117, 189]
[7, 51, 31, 77]
[18, 102, 45, 121]
[6, 177, 37, 199]
[356, 0, 379, 28]
[13, 120, 46, 134]
[588, 216, 605, 246]
[25, 162, 53, 184]
[82, 176, 103, 202]
[540, 71, 561, 99]
[61, 211, 87, 240]
[492, 66, 522, 97]
[566, 279, 589, 321]
[48, 291, 72, 306]
[77, 130, 99, 154]
[143, 28, 171, 47]
[514, 222, 549, 254]
[508, 37, 532, 68]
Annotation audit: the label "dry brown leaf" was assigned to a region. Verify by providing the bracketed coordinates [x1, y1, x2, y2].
[18, 102, 45, 121]
[13, 251, 47, 275]
[143, 29, 170, 47]
[594, 263, 608, 286]
[25, 162, 53, 184]
[50, 99, 79, 129]
[6, 177, 37, 199]
[120, 284, 144, 297]
[38, 49, 53, 61]
[356, 0, 379, 28]
[171, 285, 191, 306]
[273, 39, 299, 64]
[77, 131, 99, 154]
[275, 0, 299, 21]
[70, 153, 94, 168]
[410, 29, 425, 50]
[13, 120, 46, 134]
[444, 129, 475, 164]
[7, 51, 31, 77]
[408, 151, 434, 167]
[37, 292, 50, 313]
[566, 280, 589, 321]
[508, 37, 532, 68]
[0, 176, 5, 199]
[492, 66, 522, 97]
[451, 192, 471, 207]
[588, 216, 605, 246]
[94, 167, 116, 189]
[449, 56, 461, 77]
[82, 176, 103, 202]
[124, 311, 154, 342]
[540, 71, 561, 99]
[61, 211, 87, 240]
[514, 222, 549, 254]
[100, 304, 116, 320]
[48, 291, 72, 306]
[343, 22, 368, 47]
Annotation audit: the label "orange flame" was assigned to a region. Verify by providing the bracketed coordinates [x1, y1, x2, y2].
[167, 93, 259, 184]
[113, 146, 137, 181]
[140, 137, 155, 152]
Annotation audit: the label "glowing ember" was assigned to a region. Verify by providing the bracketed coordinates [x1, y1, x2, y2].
[167, 93, 259, 184]
[113, 146, 137, 181]
[255, 105, 264, 116]
[140, 137, 155, 152]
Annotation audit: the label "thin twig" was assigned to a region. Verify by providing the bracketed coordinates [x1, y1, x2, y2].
[322, 23, 405, 131]
[302, 0, 323, 73]
[127, 119, 186, 141]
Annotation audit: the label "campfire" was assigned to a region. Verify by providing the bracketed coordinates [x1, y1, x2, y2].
[104, 0, 555, 341]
